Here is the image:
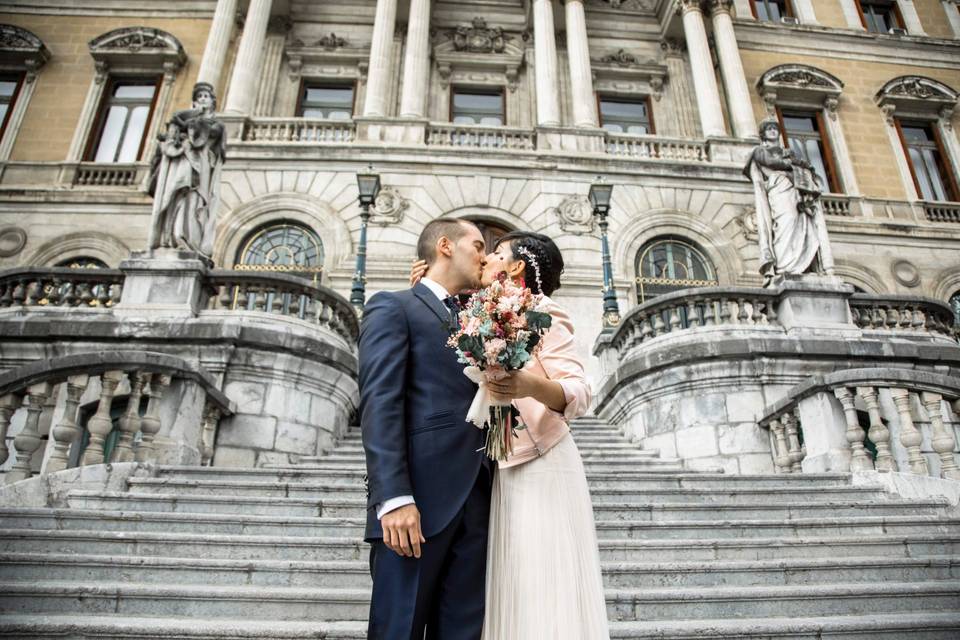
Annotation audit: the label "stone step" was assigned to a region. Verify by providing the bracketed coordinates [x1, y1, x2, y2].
[265, 460, 690, 473]
[4, 552, 958, 591]
[3, 528, 957, 563]
[1, 580, 957, 622]
[4, 613, 960, 640]
[296, 449, 666, 464]
[329, 441, 650, 455]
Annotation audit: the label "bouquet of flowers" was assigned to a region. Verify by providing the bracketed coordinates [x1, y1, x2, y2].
[446, 272, 553, 460]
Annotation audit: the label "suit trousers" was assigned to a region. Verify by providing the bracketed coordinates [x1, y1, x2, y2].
[367, 467, 491, 640]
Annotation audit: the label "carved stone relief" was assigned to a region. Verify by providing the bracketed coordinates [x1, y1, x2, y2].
[0, 226, 26, 257]
[371, 187, 409, 226]
[452, 18, 508, 54]
[550, 196, 596, 235]
[734, 206, 758, 242]
[891, 259, 921, 288]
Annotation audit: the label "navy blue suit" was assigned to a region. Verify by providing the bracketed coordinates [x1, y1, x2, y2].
[359, 282, 492, 640]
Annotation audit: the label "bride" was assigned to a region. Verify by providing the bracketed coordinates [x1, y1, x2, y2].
[414, 230, 609, 640]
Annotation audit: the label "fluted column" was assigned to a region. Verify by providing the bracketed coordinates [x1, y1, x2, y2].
[224, 0, 273, 114]
[533, 0, 561, 126]
[399, 0, 431, 118]
[363, 0, 399, 117]
[679, 0, 726, 138]
[709, 0, 756, 138]
[197, 0, 238, 91]
[565, 0, 599, 127]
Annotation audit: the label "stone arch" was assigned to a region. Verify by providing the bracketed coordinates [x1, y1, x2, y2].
[213, 192, 352, 282]
[933, 265, 960, 302]
[443, 205, 531, 232]
[24, 231, 130, 267]
[831, 260, 887, 294]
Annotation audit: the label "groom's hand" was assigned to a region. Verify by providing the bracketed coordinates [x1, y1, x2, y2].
[381, 504, 425, 558]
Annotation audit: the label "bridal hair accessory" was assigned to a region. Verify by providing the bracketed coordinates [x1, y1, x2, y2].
[514, 245, 543, 295]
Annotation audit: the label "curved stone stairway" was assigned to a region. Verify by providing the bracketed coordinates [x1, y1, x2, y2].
[2, 416, 960, 638]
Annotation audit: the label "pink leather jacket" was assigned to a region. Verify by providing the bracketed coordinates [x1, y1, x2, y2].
[500, 298, 592, 469]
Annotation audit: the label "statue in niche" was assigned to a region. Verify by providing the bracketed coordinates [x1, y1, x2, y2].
[743, 116, 834, 286]
[148, 82, 226, 261]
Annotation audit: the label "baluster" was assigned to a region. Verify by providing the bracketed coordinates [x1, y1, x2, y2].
[850, 306, 863, 328]
[95, 281, 111, 307]
[77, 281, 94, 306]
[889, 388, 929, 475]
[0, 283, 12, 307]
[750, 298, 764, 324]
[668, 305, 681, 331]
[736, 297, 749, 323]
[251, 287, 266, 311]
[110, 282, 123, 306]
[5, 383, 53, 483]
[833, 387, 874, 471]
[719, 297, 732, 324]
[769, 418, 792, 473]
[765, 298, 778, 324]
[136, 374, 170, 463]
[81, 370, 124, 466]
[884, 305, 898, 330]
[113, 372, 148, 463]
[920, 392, 960, 480]
[290, 292, 302, 316]
[11, 279, 26, 305]
[639, 314, 654, 341]
[686, 300, 701, 327]
[0, 394, 19, 467]
[782, 410, 804, 472]
[60, 279, 77, 306]
[702, 298, 716, 326]
[45, 375, 91, 473]
[200, 402, 222, 467]
[856, 386, 896, 472]
[652, 311, 666, 336]
[270, 290, 283, 313]
[217, 282, 233, 309]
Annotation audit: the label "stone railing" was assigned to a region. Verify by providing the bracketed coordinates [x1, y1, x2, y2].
[241, 117, 356, 143]
[758, 368, 960, 480]
[923, 201, 960, 223]
[604, 132, 708, 162]
[0, 351, 235, 484]
[608, 285, 780, 355]
[0, 267, 124, 308]
[821, 195, 852, 216]
[73, 162, 147, 187]
[205, 270, 359, 344]
[849, 294, 957, 341]
[426, 123, 536, 150]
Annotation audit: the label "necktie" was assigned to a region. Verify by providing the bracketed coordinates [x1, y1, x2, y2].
[443, 295, 461, 325]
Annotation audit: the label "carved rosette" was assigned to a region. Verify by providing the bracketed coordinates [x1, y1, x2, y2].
[371, 187, 409, 226]
[734, 206, 759, 242]
[551, 196, 597, 235]
[452, 18, 508, 54]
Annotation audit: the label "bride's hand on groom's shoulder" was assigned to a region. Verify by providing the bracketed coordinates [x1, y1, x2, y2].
[381, 503, 426, 558]
[409, 259, 428, 287]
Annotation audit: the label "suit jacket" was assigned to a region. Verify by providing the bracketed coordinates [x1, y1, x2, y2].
[359, 282, 489, 541]
[500, 298, 591, 468]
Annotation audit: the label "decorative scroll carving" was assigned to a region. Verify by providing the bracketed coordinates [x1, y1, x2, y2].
[876, 76, 958, 121]
[601, 49, 641, 66]
[0, 24, 44, 49]
[0, 24, 51, 76]
[588, 0, 656, 10]
[734, 206, 759, 242]
[550, 195, 596, 235]
[452, 17, 509, 53]
[88, 26, 186, 71]
[371, 187, 409, 226]
[317, 32, 347, 49]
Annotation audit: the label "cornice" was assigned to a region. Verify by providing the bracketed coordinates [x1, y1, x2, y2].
[0, 1, 216, 17]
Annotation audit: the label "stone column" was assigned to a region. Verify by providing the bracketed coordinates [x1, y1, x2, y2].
[709, 0, 756, 138]
[565, 0, 599, 128]
[944, 0, 960, 38]
[197, 0, 239, 91]
[224, 0, 273, 114]
[363, 0, 399, 117]
[533, 0, 561, 126]
[895, 0, 926, 35]
[679, 0, 727, 138]
[399, 0, 431, 118]
[662, 39, 700, 137]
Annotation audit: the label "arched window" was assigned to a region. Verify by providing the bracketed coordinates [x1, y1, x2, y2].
[235, 222, 324, 282]
[55, 257, 109, 269]
[951, 290, 960, 326]
[635, 237, 717, 302]
[48, 256, 111, 306]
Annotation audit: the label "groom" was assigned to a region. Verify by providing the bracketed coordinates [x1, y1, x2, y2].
[359, 218, 492, 639]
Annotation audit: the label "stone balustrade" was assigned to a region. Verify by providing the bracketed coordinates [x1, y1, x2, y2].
[821, 195, 852, 216]
[923, 201, 960, 223]
[426, 123, 536, 150]
[604, 132, 708, 162]
[758, 368, 960, 480]
[73, 162, 147, 187]
[242, 117, 356, 143]
[849, 294, 957, 340]
[0, 351, 234, 484]
[205, 269, 359, 345]
[0, 267, 124, 309]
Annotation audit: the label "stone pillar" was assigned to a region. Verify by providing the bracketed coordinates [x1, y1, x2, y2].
[662, 39, 701, 137]
[224, 0, 273, 115]
[821, 98, 860, 195]
[253, 25, 287, 117]
[944, 0, 960, 38]
[197, 0, 239, 92]
[679, 0, 727, 138]
[363, 0, 399, 117]
[565, 0, 599, 128]
[896, 0, 926, 35]
[533, 0, 561, 126]
[709, 0, 756, 138]
[399, 0, 431, 118]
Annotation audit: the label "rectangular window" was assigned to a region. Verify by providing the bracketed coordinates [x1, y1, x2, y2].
[86, 78, 159, 163]
[751, 0, 793, 21]
[450, 88, 504, 126]
[297, 82, 355, 119]
[777, 109, 841, 193]
[0, 73, 24, 143]
[897, 120, 958, 202]
[599, 96, 655, 135]
[856, 0, 904, 32]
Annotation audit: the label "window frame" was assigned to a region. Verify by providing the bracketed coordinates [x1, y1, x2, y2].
[0, 72, 24, 145]
[854, 0, 905, 32]
[448, 86, 507, 126]
[597, 94, 656, 136]
[295, 79, 357, 119]
[894, 118, 960, 203]
[775, 106, 842, 194]
[83, 75, 162, 163]
[749, 0, 795, 21]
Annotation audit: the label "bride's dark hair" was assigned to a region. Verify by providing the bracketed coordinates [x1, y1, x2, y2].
[494, 231, 564, 296]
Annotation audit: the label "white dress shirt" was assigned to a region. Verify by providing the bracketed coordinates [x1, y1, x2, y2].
[375, 277, 450, 520]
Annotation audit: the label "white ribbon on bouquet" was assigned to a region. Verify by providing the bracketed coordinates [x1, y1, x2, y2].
[462, 366, 511, 428]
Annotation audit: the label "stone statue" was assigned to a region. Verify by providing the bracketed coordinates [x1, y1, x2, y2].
[148, 82, 226, 261]
[743, 116, 834, 286]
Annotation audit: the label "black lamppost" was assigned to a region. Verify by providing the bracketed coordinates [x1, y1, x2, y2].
[588, 176, 620, 328]
[350, 166, 381, 313]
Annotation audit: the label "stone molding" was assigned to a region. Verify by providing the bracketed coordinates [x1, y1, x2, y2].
[592, 52, 668, 101]
[88, 26, 187, 71]
[434, 18, 525, 92]
[875, 75, 959, 120]
[23, 230, 130, 268]
[757, 63, 843, 115]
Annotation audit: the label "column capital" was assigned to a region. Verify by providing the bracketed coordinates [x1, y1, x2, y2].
[708, 0, 735, 15]
[677, 0, 705, 15]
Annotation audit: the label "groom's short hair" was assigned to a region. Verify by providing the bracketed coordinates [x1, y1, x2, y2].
[417, 218, 475, 265]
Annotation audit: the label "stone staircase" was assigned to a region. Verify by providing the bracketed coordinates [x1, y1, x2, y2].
[1, 416, 960, 638]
